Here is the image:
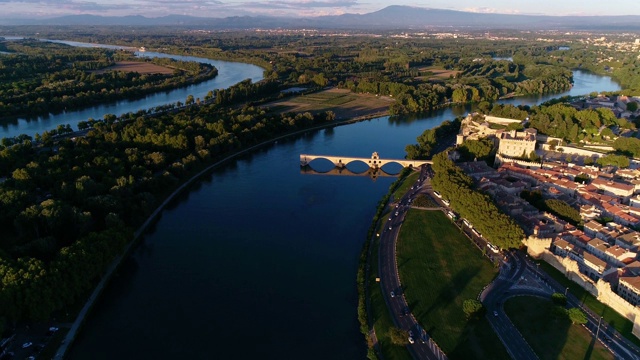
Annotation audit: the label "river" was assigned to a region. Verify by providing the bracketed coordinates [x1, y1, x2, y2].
[0, 38, 264, 139]
[0, 39, 621, 359]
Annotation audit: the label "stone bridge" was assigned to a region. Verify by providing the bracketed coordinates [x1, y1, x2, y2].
[300, 152, 431, 169]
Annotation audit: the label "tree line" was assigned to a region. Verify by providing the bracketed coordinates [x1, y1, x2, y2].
[430, 151, 525, 249]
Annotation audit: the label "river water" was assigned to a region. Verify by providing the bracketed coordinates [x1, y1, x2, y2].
[0, 39, 621, 359]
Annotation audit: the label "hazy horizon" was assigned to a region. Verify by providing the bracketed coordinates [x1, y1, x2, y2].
[1, 1, 639, 20]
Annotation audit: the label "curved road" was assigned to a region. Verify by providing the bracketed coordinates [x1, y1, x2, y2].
[483, 251, 640, 360]
[481, 251, 543, 360]
[518, 252, 640, 360]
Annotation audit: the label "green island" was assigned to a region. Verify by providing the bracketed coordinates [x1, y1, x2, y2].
[1, 24, 640, 359]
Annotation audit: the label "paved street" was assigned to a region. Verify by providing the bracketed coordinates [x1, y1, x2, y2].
[519, 253, 640, 360]
[378, 165, 447, 360]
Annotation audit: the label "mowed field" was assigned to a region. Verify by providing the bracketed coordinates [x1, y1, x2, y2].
[264, 88, 394, 120]
[396, 210, 509, 359]
[92, 61, 174, 75]
[415, 66, 460, 82]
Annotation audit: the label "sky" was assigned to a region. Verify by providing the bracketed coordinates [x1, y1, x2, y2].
[1, 0, 639, 19]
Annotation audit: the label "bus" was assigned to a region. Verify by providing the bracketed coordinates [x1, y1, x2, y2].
[487, 243, 500, 253]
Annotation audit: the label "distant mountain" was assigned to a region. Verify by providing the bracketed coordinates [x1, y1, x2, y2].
[2, 6, 639, 30]
[317, 6, 640, 30]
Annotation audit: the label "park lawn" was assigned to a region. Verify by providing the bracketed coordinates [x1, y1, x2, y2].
[370, 217, 412, 360]
[538, 261, 640, 347]
[396, 210, 509, 359]
[505, 296, 613, 360]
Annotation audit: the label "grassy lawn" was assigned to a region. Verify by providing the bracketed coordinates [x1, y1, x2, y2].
[505, 296, 613, 360]
[392, 171, 419, 201]
[288, 92, 357, 105]
[396, 210, 509, 359]
[369, 212, 412, 360]
[264, 88, 392, 120]
[538, 261, 640, 347]
[413, 193, 438, 208]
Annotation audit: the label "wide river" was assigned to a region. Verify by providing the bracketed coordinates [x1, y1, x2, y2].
[0, 41, 622, 359]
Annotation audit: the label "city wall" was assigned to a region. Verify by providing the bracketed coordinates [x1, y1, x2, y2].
[495, 154, 543, 169]
[524, 237, 640, 338]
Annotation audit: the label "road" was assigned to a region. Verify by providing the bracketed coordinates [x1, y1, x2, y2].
[378, 165, 447, 360]
[520, 252, 640, 360]
[481, 251, 543, 360]
[482, 250, 640, 360]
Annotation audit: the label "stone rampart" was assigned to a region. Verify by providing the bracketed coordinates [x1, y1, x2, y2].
[526, 240, 640, 339]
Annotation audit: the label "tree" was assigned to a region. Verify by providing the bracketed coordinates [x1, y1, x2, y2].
[600, 127, 614, 139]
[388, 327, 410, 346]
[529, 151, 540, 162]
[551, 293, 567, 306]
[463, 299, 484, 319]
[565, 155, 573, 163]
[460, 138, 494, 162]
[312, 73, 328, 87]
[596, 154, 630, 168]
[628, 101, 639, 112]
[567, 307, 587, 325]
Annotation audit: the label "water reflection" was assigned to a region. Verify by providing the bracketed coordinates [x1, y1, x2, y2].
[301, 165, 398, 180]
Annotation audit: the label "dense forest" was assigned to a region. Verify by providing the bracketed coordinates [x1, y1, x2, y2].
[1, 27, 640, 330]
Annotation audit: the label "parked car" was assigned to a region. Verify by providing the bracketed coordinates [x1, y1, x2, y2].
[390, 291, 395, 298]
[408, 336, 415, 344]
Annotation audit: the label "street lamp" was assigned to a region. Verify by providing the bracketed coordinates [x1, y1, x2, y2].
[596, 316, 604, 340]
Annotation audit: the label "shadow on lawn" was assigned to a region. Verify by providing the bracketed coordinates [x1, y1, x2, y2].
[408, 265, 481, 334]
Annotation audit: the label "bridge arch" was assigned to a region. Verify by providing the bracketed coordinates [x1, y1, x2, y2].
[300, 152, 431, 169]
